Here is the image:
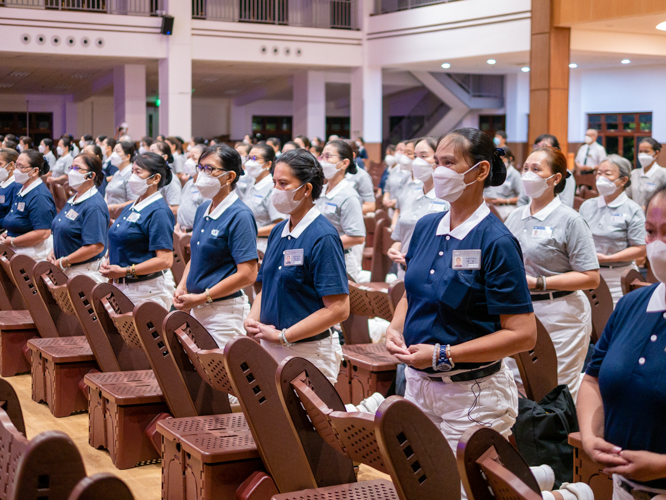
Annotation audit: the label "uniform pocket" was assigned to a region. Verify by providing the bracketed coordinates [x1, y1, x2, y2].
[279, 266, 305, 292]
[436, 269, 474, 310]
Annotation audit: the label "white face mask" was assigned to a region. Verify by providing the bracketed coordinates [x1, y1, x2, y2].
[385, 155, 397, 168]
[271, 184, 305, 214]
[38, 144, 45, 154]
[240, 155, 247, 165]
[596, 176, 619, 197]
[57, 146, 64, 157]
[638, 153, 655, 169]
[320, 161, 341, 180]
[244, 160, 265, 179]
[79, 139, 85, 149]
[68, 169, 88, 189]
[399, 155, 413, 171]
[183, 158, 197, 177]
[394, 152, 403, 164]
[128, 173, 154, 197]
[433, 163, 479, 202]
[521, 171, 556, 199]
[14, 169, 31, 185]
[138, 146, 147, 155]
[109, 152, 123, 167]
[584, 136, 594, 145]
[195, 171, 225, 199]
[17, 144, 24, 153]
[647, 240, 666, 283]
[0, 166, 9, 183]
[412, 158, 434, 184]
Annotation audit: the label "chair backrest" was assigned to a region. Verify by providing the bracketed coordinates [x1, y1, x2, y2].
[178, 233, 192, 264]
[67, 473, 134, 500]
[573, 196, 584, 211]
[171, 232, 186, 285]
[33, 261, 83, 337]
[376, 396, 461, 500]
[0, 245, 25, 310]
[275, 356, 357, 487]
[53, 182, 69, 211]
[162, 311, 232, 415]
[366, 280, 405, 323]
[90, 283, 151, 370]
[370, 216, 393, 283]
[340, 281, 373, 344]
[583, 275, 614, 343]
[364, 215, 377, 248]
[457, 426, 541, 500]
[99, 291, 144, 351]
[621, 267, 650, 296]
[0, 377, 25, 437]
[0, 409, 86, 500]
[223, 337, 317, 493]
[511, 316, 558, 402]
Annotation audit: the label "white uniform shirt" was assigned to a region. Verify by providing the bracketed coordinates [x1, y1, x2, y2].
[626, 163, 666, 208]
[392, 187, 449, 255]
[386, 166, 411, 201]
[575, 141, 606, 168]
[315, 178, 365, 238]
[345, 168, 375, 203]
[105, 166, 136, 205]
[52, 153, 73, 178]
[176, 177, 204, 230]
[242, 174, 285, 228]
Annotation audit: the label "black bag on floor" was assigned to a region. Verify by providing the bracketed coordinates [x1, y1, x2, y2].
[511, 384, 579, 488]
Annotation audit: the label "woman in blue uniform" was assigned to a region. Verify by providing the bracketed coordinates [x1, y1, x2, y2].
[0, 150, 56, 260]
[47, 153, 109, 283]
[0, 149, 21, 229]
[174, 145, 259, 348]
[101, 152, 176, 310]
[245, 149, 348, 383]
[385, 128, 536, 483]
[578, 187, 666, 499]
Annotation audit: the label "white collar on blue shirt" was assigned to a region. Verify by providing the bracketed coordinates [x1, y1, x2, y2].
[0, 176, 15, 189]
[18, 178, 43, 197]
[324, 178, 350, 199]
[252, 173, 273, 191]
[204, 191, 238, 220]
[436, 201, 490, 240]
[67, 186, 98, 206]
[521, 195, 562, 222]
[281, 205, 321, 239]
[131, 191, 163, 212]
[646, 282, 666, 312]
[597, 192, 628, 209]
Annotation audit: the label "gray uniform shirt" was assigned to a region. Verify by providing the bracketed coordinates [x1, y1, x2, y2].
[495, 166, 524, 199]
[395, 179, 424, 211]
[386, 166, 411, 200]
[505, 196, 599, 288]
[52, 153, 73, 178]
[578, 192, 646, 265]
[44, 151, 56, 171]
[315, 178, 366, 238]
[177, 177, 204, 230]
[242, 174, 285, 228]
[626, 163, 666, 208]
[160, 175, 182, 206]
[392, 187, 449, 255]
[172, 153, 186, 174]
[105, 166, 135, 205]
[235, 173, 254, 199]
[346, 168, 375, 203]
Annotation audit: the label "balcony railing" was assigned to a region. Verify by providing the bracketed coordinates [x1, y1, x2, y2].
[193, 0, 358, 30]
[375, 0, 458, 14]
[0, 0, 162, 15]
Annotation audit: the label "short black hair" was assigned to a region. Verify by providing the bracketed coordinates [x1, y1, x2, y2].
[252, 142, 276, 170]
[327, 139, 357, 174]
[84, 144, 104, 162]
[75, 153, 104, 187]
[153, 141, 174, 164]
[19, 136, 33, 149]
[267, 137, 281, 148]
[96, 135, 107, 143]
[59, 135, 72, 153]
[42, 138, 54, 152]
[21, 149, 49, 175]
[82, 134, 93, 142]
[141, 136, 154, 147]
[103, 137, 116, 150]
[294, 135, 311, 149]
[199, 144, 242, 189]
[534, 133, 560, 150]
[134, 152, 172, 188]
[495, 130, 507, 139]
[0, 148, 18, 165]
[118, 140, 136, 159]
[439, 127, 507, 187]
[276, 149, 325, 200]
[640, 137, 662, 152]
[192, 136, 205, 145]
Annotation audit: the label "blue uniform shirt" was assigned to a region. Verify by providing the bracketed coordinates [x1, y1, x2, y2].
[52, 187, 109, 263]
[587, 283, 666, 490]
[108, 192, 175, 268]
[403, 203, 533, 371]
[0, 177, 21, 228]
[257, 206, 349, 330]
[3, 179, 56, 237]
[186, 193, 258, 298]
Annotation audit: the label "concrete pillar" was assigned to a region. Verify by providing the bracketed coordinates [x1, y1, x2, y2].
[292, 71, 326, 140]
[159, 0, 192, 139]
[505, 72, 530, 143]
[114, 64, 146, 139]
[350, 65, 382, 162]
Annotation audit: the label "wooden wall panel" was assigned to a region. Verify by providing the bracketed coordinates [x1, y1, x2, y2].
[555, 0, 666, 26]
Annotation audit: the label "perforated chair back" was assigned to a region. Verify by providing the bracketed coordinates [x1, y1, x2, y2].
[341, 282, 373, 344]
[276, 356, 357, 487]
[32, 261, 83, 337]
[0, 377, 26, 437]
[99, 290, 143, 350]
[366, 280, 405, 322]
[511, 317, 558, 402]
[163, 311, 232, 415]
[370, 216, 393, 283]
[171, 232, 186, 284]
[457, 426, 541, 500]
[376, 396, 460, 500]
[0, 244, 23, 310]
[583, 275, 614, 343]
[90, 283, 151, 370]
[68, 473, 134, 500]
[621, 268, 650, 296]
[223, 336, 316, 492]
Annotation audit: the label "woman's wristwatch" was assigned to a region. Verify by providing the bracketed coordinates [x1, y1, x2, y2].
[536, 276, 547, 291]
[432, 343, 455, 372]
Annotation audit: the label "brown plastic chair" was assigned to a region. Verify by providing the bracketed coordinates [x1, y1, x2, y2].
[68, 473, 135, 500]
[0, 377, 26, 436]
[621, 267, 651, 295]
[573, 196, 584, 211]
[370, 216, 393, 283]
[583, 275, 614, 343]
[340, 281, 374, 345]
[0, 244, 25, 310]
[178, 233, 192, 264]
[171, 232, 186, 285]
[458, 426, 541, 500]
[567, 432, 614, 500]
[511, 316, 558, 402]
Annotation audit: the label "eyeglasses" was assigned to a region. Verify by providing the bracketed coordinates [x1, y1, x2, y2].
[68, 165, 90, 173]
[197, 164, 227, 175]
[247, 156, 264, 162]
[319, 154, 340, 161]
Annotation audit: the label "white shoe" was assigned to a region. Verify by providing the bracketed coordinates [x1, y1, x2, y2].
[530, 465, 555, 492]
[344, 393, 386, 414]
[560, 482, 594, 500]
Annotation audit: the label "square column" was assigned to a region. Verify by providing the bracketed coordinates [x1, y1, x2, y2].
[351, 65, 382, 162]
[114, 64, 146, 139]
[292, 71, 326, 140]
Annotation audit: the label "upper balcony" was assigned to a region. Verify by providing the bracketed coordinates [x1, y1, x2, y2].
[0, 0, 161, 15]
[374, 0, 457, 15]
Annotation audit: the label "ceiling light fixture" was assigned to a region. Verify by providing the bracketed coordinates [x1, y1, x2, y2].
[487, 59, 496, 65]
[521, 67, 530, 72]
[656, 21, 666, 31]
[441, 63, 451, 69]
[569, 63, 578, 68]
[621, 59, 631, 64]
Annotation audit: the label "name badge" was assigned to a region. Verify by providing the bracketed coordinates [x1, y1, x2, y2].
[531, 226, 553, 239]
[0, 195, 5, 204]
[284, 248, 304, 267]
[127, 212, 141, 223]
[17, 202, 25, 212]
[65, 209, 79, 221]
[610, 214, 625, 223]
[253, 194, 264, 205]
[211, 229, 219, 236]
[646, 182, 658, 189]
[452, 249, 481, 270]
[427, 201, 447, 213]
[324, 202, 337, 215]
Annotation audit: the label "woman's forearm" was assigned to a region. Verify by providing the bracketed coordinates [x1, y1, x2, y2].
[543, 270, 600, 291]
[133, 250, 173, 275]
[258, 222, 280, 237]
[12, 229, 50, 248]
[577, 375, 606, 442]
[606, 245, 646, 263]
[388, 294, 408, 333]
[63, 243, 104, 265]
[177, 260, 191, 290]
[247, 291, 262, 321]
[340, 235, 365, 249]
[362, 201, 375, 214]
[285, 294, 349, 342]
[207, 261, 258, 300]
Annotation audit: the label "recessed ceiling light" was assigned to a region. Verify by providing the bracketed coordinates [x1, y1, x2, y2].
[521, 67, 530, 72]
[441, 63, 451, 69]
[621, 59, 631, 64]
[487, 59, 496, 65]
[569, 63, 578, 69]
[657, 21, 666, 31]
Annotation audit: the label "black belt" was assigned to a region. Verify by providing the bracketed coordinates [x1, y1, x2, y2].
[619, 478, 662, 499]
[530, 290, 574, 302]
[344, 249, 352, 254]
[295, 328, 332, 344]
[428, 361, 501, 383]
[212, 291, 243, 302]
[114, 271, 165, 284]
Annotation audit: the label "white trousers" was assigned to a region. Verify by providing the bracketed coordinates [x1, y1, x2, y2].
[345, 250, 360, 282]
[64, 259, 106, 284]
[115, 274, 175, 311]
[405, 362, 519, 500]
[506, 290, 591, 402]
[260, 331, 343, 384]
[191, 295, 250, 349]
[600, 263, 637, 308]
[613, 475, 666, 500]
[13, 235, 53, 262]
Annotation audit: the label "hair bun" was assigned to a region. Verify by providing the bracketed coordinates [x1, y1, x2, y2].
[489, 148, 507, 187]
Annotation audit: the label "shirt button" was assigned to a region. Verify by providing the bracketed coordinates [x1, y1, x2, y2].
[445, 236, 450, 241]
[651, 334, 658, 342]
[197, 241, 200, 245]
[278, 266, 282, 270]
[439, 251, 443, 256]
[58, 219, 61, 222]
[117, 224, 120, 227]
[288, 236, 291, 240]
[201, 229, 204, 233]
[430, 269, 435, 274]
[638, 357, 646, 365]
[663, 313, 666, 320]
